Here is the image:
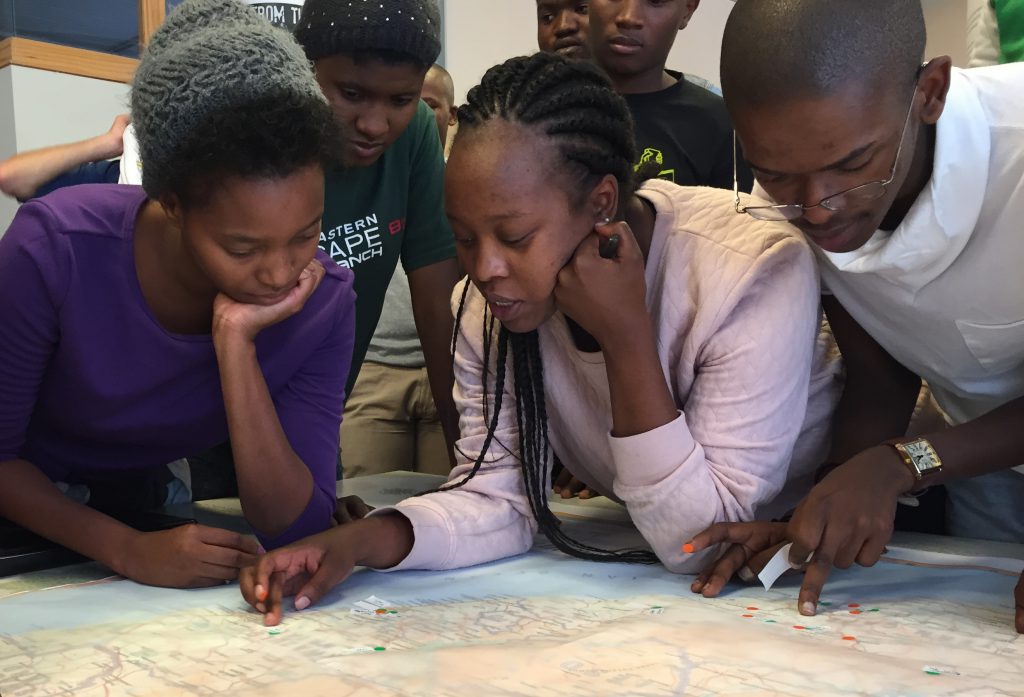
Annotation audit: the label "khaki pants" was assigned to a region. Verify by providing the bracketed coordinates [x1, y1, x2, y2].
[340, 361, 450, 478]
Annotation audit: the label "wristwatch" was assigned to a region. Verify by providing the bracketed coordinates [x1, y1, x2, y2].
[886, 437, 943, 485]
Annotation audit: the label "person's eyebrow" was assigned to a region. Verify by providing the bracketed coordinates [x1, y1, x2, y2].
[747, 142, 878, 177]
[222, 212, 322, 244]
[447, 210, 528, 228]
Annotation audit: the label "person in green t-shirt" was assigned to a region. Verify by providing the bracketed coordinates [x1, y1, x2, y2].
[969, 0, 1024, 66]
[294, 0, 461, 465]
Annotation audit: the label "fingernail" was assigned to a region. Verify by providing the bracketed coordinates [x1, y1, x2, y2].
[257, 546, 266, 554]
[682, 543, 695, 554]
[295, 596, 311, 611]
[255, 584, 266, 600]
[800, 601, 816, 616]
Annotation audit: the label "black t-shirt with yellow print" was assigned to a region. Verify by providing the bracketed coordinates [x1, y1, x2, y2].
[624, 71, 754, 193]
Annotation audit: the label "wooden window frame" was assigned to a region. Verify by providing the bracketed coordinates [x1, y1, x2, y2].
[0, 0, 166, 84]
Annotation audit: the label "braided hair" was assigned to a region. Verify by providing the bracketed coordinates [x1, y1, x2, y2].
[439, 53, 658, 564]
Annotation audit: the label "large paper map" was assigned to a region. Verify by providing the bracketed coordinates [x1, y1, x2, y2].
[2, 478, 1023, 696]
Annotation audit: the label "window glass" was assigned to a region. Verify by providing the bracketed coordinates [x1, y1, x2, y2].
[0, 0, 140, 58]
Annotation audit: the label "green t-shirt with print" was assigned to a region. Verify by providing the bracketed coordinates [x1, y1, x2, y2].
[996, 0, 1024, 63]
[319, 100, 455, 395]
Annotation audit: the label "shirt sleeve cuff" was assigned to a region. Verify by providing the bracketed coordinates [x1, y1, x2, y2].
[609, 411, 697, 488]
[366, 501, 453, 572]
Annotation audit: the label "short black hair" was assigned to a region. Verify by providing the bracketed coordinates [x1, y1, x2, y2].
[426, 63, 456, 105]
[155, 93, 340, 208]
[721, 0, 926, 106]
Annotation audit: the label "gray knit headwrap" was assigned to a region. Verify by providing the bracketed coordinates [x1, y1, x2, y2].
[131, 0, 327, 198]
[144, 0, 266, 58]
[295, 0, 441, 65]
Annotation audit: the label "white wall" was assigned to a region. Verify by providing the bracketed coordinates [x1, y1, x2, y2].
[924, 0, 968, 66]
[0, 68, 19, 231]
[0, 67, 130, 232]
[442, 0, 537, 105]
[9, 67, 130, 151]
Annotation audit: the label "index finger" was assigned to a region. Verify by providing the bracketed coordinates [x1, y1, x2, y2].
[197, 526, 261, 555]
[797, 553, 834, 617]
[261, 570, 287, 627]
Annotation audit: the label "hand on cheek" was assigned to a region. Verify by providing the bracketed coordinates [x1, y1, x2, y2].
[213, 260, 325, 342]
[553, 221, 648, 348]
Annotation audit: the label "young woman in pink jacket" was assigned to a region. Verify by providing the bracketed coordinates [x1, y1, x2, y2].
[241, 53, 839, 625]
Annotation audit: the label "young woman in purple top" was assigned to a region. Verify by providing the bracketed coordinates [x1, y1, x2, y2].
[0, 0, 355, 588]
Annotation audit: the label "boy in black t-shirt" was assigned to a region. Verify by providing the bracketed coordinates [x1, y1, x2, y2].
[587, 0, 753, 191]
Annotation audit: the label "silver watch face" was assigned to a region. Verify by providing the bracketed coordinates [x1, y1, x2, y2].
[904, 441, 939, 471]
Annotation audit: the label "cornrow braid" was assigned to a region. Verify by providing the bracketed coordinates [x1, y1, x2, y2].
[458, 52, 638, 205]
[437, 54, 658, 565]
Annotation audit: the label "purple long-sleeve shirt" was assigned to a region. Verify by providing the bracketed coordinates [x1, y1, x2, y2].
[0, 185, 356, 548]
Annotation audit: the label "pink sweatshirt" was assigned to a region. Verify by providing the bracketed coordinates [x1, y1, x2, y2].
[372, 182, 840, 573]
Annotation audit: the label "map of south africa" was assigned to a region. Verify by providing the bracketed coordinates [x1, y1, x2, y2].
[2, 541, 1022, 697]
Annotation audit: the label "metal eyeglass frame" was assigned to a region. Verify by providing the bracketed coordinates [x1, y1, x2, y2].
[733, 85, 920, 222]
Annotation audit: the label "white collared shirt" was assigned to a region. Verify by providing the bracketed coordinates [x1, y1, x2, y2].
[757, 65, 1024, 449]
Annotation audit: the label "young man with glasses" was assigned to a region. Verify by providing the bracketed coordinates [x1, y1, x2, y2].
[686, 0, 1024, 634]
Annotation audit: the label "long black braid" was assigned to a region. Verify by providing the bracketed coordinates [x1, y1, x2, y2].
[438, 53, 659, 564]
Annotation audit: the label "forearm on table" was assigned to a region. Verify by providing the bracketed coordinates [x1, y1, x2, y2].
[0, 458, 138, 572]
[352, 513, 415, 569]
[215, 336, 315, 537]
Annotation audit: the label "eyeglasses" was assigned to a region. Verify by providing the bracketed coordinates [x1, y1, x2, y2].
[733, 87, 920, 222]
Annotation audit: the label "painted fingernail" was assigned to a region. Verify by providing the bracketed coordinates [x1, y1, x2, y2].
[255, 584, 266, 601]
[295, 596, 311, 611]
[257, 546, 266, 554]
[682, 543, 695, 554]
[800, 601, 816, 616]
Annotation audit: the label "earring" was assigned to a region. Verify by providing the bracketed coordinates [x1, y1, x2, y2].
[601, 216, 612, 224]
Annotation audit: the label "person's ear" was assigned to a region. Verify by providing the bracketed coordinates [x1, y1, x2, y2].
[160, 194, 185, 230]
[448, 106, 458, 127]
[917, 56, 952, 126]
[587, 173, 620, 222]
[679, 0, 701, 30]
